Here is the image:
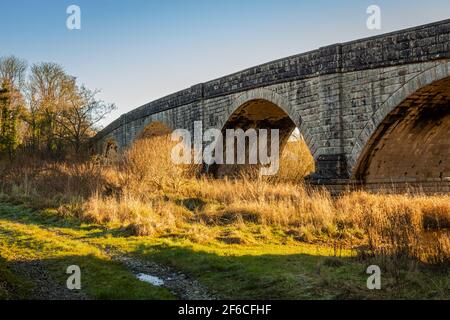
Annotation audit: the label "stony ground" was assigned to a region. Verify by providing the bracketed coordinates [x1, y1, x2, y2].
[116, 255, 215, 300]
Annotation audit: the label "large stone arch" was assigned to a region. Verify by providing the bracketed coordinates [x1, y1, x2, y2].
[210, 88, 314, 177]
[219, 88, 299, 128]
[217, 88, 313, 148]
[351, 61, 450, 183]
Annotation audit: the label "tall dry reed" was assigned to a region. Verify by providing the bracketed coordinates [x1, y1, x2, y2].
[0, 135, 448, 265]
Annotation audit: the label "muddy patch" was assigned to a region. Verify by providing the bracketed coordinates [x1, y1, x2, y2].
[116, 255, 216, 300]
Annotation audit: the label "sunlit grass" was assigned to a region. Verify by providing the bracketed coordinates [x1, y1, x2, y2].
[0, 135, 449, 300]
[0, 203, 449, 299]
[0, 205, 173, 300]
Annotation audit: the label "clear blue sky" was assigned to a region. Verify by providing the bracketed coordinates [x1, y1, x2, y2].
[1, 0, 449, 125]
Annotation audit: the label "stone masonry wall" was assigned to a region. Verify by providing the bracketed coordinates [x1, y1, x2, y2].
[94, 19, 450, 185]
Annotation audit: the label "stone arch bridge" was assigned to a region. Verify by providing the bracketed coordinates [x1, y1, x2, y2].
[94, 19, 450, 192]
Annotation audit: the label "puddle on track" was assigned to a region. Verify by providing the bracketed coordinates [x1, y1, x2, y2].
[136, 273, 165, 287]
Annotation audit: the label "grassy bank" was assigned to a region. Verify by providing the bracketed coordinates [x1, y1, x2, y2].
[0, 203, 448, 299]
[0, 204, 173, 300]
[0, 136, 449, 299]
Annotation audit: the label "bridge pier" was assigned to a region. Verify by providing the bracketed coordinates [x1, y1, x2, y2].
[311, 154, 350, 180]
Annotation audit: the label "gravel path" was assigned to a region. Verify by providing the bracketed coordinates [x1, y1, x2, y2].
[115, 254, 216, 300]
[1, 217, 216, 300]
[10, 260, 87, 300]
[43, 227, 217, 300]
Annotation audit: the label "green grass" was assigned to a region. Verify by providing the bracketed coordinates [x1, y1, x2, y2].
[0, 205, 173, 300]
[0, 203, 449, 300]
[0, 255, 33, 300]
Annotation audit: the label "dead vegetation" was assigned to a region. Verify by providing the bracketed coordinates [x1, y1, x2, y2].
[0, 135, 449, 267]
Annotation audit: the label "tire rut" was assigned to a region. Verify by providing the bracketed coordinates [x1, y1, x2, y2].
[8, 258, 88, 300]
[114, 254, 216, 300]
[44, 227, 217, 300]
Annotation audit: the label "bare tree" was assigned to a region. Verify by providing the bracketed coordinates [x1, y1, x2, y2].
[55, 86, 116, 152]
[0, 57, 115, 158]
[28, 62, 72, 110]
[26, 62, 74, 154]
[0, 56, 27, 90]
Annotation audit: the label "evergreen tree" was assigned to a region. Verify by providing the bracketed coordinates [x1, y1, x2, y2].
[0, 81, 21, 160]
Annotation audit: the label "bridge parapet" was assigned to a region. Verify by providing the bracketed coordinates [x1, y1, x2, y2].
[94, 20, 450, 193]
[96, 19, 450, 141]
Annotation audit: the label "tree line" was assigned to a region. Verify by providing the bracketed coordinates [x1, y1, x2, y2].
[0, 55, 115, 160]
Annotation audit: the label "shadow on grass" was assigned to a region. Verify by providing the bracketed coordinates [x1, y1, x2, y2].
[4, 255, 174, 300]
[0, 203, 134, 239]
[0, 256, 34, 300]
[128, 243, 450, 300]
[175, 198, 207, 212]
[1, 203, 449, 300]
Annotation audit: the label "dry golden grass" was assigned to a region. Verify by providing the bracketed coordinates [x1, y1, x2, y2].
[81, 195, 191, 236]
[276, 138, 315, 183]
[0, 136, 449, 266]
[336, 192, 450, 264]
[119, 135, 198, 197]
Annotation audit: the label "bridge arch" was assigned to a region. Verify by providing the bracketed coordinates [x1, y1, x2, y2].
[211, 88, 314, 177]
[352, 61, 450, 184]
[218, 88, 303, 135]
[135, 121, 173, 140]
[103, 138, 120, 163]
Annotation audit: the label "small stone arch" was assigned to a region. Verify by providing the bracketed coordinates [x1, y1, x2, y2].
[103, 138, 119, 163]
[136, 121, 173, 141]
[218, 88, 315, 153]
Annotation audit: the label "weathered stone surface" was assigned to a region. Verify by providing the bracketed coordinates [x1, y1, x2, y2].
[94, 19, 450, 191]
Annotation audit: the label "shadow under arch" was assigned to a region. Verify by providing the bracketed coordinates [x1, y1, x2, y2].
[136, 121, 173, 140]
[353, 74, 450, 185]
[350, 61, 450, 173]
[216, 88, 309, 145]
[103, 138, 119, 163]
[209, 91, 313, 178]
